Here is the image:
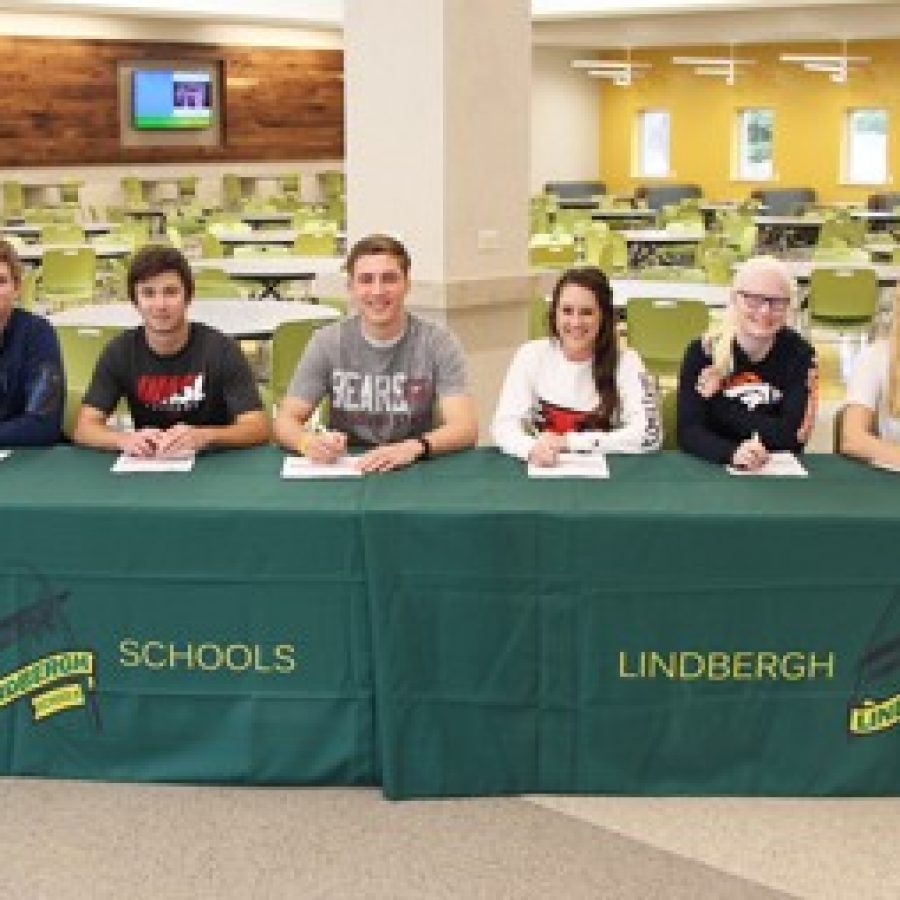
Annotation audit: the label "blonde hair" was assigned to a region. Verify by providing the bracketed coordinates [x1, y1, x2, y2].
[701, 255, 794, 376]
[889, 290, 900, 417]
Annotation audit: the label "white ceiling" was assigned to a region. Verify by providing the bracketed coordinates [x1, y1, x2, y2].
[1, 0, 899, 45]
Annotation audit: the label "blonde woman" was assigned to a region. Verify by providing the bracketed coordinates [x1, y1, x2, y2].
[677, 255, 817, 469]
[841, 292, 900, 468]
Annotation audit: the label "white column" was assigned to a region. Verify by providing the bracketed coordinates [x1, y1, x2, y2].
[344, 0, 535, 439]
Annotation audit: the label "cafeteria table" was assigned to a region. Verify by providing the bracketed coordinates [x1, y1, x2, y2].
[49, 299, 339, 341]
[191, 255, 344, 300]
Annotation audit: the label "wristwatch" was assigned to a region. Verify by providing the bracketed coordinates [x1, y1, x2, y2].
[416, 435, 432, 460]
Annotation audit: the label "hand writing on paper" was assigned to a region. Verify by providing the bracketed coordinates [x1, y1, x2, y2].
[528, 431, 567, 468]
[732, 431, 769, 471]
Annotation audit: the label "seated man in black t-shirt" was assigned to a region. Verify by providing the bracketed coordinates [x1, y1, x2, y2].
[74, 245, 269, 458]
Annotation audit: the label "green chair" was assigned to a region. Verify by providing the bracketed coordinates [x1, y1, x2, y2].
[318, 297, 348, 317]
[194, 274, 245, 300]
[39, 248, 97, 310]
[199, 232, 225, 258]
[120, 177, 147, 209]
[55, 324, 122, 437]
[262, 320, 327, 412]
[41, 223, 85, 244]
[59, 179, 83, 208]
[292, 232, 338, 256]
[625, 297, 710, 380]
[807, 268, 878, 330]
[702, 248, 737, 285]
[2, 181, 25, 217]
[277, 174, 301, 198]
[529, 233, 576, 268]
[222, 174, 244, 210]
[18, 268, 38, 310]
[659, 385, 678, 451]
[528, 296, 550, 339]
[317, 170, 344, 200]
[177, 176, 199, 204]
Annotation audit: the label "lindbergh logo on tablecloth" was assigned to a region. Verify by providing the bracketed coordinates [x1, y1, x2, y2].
[848, 613, 900, 737]
[617, 650, 836, 681]
[0, 573, 102, 730]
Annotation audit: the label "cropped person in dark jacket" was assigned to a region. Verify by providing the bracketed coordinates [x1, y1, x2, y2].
[0, 239, 64, 445]
[677, 255, 816, 469]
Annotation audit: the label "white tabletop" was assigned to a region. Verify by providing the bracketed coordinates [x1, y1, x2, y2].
[754, 215, 825, 227]
[1, 222, 113, 239]
[622, 229, 705, 243]
[191, 255, 343, 280]
[852, 210, 900, 221]
[240, 213, 295, 227]
[780, 260, 900, 284]
[214, 229, 299, 246]
[49, 300, 339, 340]
[18, 242, 133, 262]
[591, 209, 656, 220]
[609, 279, 730, 308]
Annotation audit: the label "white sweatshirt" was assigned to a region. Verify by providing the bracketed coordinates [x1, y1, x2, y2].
[491, 339, 662, 460]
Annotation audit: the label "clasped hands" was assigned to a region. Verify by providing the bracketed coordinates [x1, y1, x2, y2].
[300, 429, 423, 473]
[121, 423, 207, 459]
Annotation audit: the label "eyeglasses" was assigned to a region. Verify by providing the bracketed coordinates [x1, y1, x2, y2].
[736, 290, 791, 313]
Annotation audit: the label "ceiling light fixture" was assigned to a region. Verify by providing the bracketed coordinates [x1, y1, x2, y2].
[671, 44, 755, 86]
[570, 48, 650, 87]
[779, 40, 868, 84]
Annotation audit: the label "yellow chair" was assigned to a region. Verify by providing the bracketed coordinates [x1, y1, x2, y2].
[317, 171, 344, 200]
[702, 248, 737, 285]
[55, 324, 122, 437]
[39, 248, 97, 309]
[625, 297, 710, 380]
[278, 174, 301, 198]
[199, 232, 225, 258]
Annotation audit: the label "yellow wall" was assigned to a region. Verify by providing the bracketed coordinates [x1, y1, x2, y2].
[599, 40, 900, 203]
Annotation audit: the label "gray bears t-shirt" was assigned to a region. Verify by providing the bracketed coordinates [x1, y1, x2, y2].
[288, 313, 467, 446]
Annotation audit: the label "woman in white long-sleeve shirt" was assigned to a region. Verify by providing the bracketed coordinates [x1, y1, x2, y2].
[492, 267, 661, 467]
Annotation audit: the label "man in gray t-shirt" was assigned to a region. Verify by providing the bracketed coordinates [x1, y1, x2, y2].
[274, 234, 477, 473]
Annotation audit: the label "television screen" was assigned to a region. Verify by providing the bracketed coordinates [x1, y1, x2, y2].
[132, 69, 213, 130]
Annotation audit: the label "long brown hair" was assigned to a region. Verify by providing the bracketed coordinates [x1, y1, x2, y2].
[548, 267, 619, 430]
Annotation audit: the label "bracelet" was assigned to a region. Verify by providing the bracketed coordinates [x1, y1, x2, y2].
[416, 435, 432, 460]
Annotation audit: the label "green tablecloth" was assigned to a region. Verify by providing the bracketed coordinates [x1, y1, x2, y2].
[0, 446, 375, 785]
[362, 452, 900, 797]
[2, 447, 900, 797]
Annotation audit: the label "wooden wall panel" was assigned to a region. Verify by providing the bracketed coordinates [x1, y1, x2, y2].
[0, 37, 343, 167]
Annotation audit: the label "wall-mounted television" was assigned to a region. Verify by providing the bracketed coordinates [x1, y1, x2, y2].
[132, 69, 213, 130]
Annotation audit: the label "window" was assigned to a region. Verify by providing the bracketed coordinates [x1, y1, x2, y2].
[845, 109, 888, 184]
[636, 110, 670, 178]
[736, 108, 774, 181]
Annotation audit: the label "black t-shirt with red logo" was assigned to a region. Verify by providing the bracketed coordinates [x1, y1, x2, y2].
[83, 323, 262, 429]
[676, 327, 816, 464]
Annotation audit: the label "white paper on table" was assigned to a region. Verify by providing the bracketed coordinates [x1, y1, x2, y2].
[726, 452, 807, 477]
[281, 455, 362, 479]
[870, 458, 900, 474]
[112, 454, 195, 473]
[0, 450, 12, 461]
[528, 452, 609, 479]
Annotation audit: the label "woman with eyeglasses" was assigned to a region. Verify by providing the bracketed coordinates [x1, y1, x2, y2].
[841, 292, 900, 469]
[492, 266, 661, 467]
[677, 255, 817, 470]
